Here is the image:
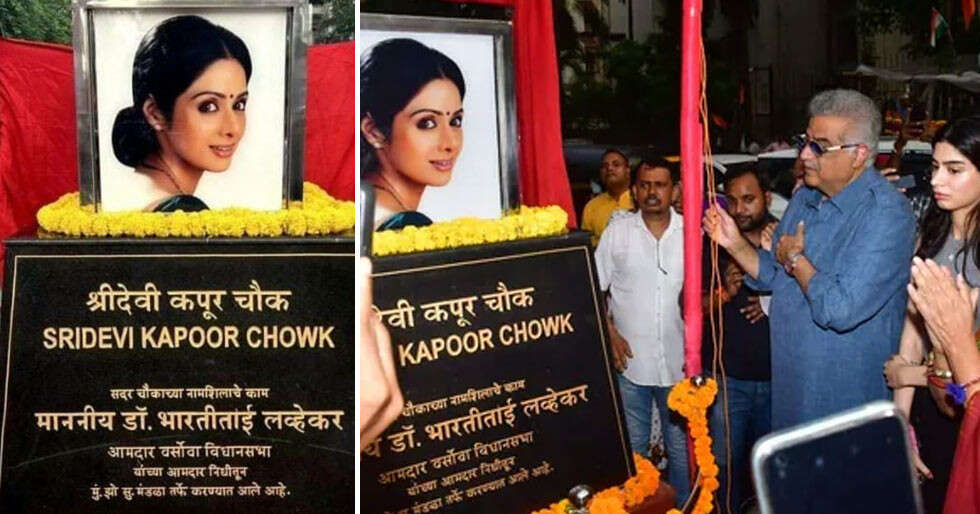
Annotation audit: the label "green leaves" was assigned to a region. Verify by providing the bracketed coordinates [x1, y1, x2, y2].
[312, 0, 354, 44]
[0, 0, 71, 45]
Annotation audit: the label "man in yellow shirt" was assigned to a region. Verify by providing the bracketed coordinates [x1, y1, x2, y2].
[582, 149, 634, 246]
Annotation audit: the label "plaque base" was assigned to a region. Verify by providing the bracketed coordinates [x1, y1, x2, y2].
[0, 236, 353, 514]
[363, 232, 634, 513]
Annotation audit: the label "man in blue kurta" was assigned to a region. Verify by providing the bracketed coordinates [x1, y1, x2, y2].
[704, 89, 915, 429]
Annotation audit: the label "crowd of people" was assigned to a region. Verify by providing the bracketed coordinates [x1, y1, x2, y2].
[588, 89, 980, 513]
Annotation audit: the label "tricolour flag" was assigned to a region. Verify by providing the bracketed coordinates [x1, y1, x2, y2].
[932, 7, 950, 47]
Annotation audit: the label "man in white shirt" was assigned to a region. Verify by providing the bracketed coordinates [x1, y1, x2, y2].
[595, 157, 689, 504]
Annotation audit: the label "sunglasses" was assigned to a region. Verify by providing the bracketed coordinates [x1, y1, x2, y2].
[793, 134, 862, 156]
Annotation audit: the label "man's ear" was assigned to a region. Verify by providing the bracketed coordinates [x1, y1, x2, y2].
[360, 115, 386, 148]
[765, 190, 772, 208]
[142, 96, 166, 130]
[851, 143, 872, 170]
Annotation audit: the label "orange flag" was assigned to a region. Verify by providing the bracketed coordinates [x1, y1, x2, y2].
[964, 0, 976, 30]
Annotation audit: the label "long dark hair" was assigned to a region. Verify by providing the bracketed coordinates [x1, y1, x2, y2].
[359, 38, 465, 176]
[111, 15, 252, 167]
[917, 115, 980, 279]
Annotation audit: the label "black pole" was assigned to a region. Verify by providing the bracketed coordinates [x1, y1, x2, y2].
[627, 0, 634, 40]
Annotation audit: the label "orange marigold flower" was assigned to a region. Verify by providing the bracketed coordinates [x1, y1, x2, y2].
[666, 378, 719, 514]
[590, 496, 629, 514]
[703, 463, 720, 478]
[594, 487, 623, 498]
[703, 477, 720, 491]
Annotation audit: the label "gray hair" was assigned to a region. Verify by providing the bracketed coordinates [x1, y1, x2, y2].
[808, 89, 880, 167]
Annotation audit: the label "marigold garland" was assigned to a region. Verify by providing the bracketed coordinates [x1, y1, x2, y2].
[36, 182, 354, 238]
[666, 377, 719, 514]
[372, 205, 568, 256]
[530, 454, 660, 514]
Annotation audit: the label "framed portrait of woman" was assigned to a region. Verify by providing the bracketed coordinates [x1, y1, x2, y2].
[72, 0, 309, 212]
[360, 14, 519, 229]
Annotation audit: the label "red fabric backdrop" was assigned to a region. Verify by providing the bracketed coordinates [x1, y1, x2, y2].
[0, 38, 354, 273]
[442, 0, 576, 226]
[306, 42, 355, 198]
[0, 39, 77, 240]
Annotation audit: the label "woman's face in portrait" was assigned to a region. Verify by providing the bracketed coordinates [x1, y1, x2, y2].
[161, 58, 248, 173]
[383, 78, 463, 187]
[931, 141, 980, 213]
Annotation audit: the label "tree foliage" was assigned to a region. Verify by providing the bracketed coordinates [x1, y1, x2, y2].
[555, 1, 741, 149]
[312, 0, 355, 44]
[0, 0, 71, 45]
[0, 0, 355, 45]
[858, 0, 980, 61]
[360, 1, 509, 20]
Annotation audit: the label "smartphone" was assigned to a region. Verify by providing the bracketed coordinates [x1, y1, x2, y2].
[359, 182, 375, 257]
[752, 400, 923, 514]
[900, 152, 933, 192]
[894, 173, 917, 190]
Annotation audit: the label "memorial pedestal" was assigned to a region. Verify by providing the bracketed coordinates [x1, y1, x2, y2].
[363, 232, 634, 513]
[0, 236, 353, 513]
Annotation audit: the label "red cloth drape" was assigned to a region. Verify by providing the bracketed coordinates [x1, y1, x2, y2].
[0, 39, 77, 241]
[441, 0, 577, 227]
[945, 398, 980, 514]
[306, 41, 355, 199]
[0, 37, 354, 276]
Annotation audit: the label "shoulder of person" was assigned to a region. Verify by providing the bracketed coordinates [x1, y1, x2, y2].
[786, 184, 815, 208]
[607, 208, 635, 226]
[584, 192, 610, 207]
[670, 208, 685, 227]
[596, 210, 634, 244]
[582, 196, 604, 225]
[866, 173, 915, 218]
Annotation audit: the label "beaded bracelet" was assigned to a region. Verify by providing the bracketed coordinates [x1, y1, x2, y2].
[946, 375, 980, 406]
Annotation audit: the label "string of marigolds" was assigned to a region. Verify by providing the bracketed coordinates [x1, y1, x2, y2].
[667, 376, 719, 514]
[530, 454, 661, 514]
[372, 206, 568, 256]
[36, 182, 354, 238]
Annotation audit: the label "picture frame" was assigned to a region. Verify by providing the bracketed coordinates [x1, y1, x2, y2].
[72, 0, 309, 212]
[360, 13, 519, 227]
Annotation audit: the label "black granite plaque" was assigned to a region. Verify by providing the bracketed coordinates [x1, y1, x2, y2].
[362, 232, 633, 513]
[0, 236, 354, 513]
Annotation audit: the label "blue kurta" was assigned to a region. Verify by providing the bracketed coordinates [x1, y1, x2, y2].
[746, 168, 915, 429]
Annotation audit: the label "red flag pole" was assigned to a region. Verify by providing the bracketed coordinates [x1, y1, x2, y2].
[680, 0, 704, 378]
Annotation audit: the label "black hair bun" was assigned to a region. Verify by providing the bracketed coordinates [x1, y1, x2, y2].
[111, 105, 157, 168]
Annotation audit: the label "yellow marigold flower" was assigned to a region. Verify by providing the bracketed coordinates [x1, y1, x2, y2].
[36, 183, 353, 238]
[372, 206, 568, 256]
